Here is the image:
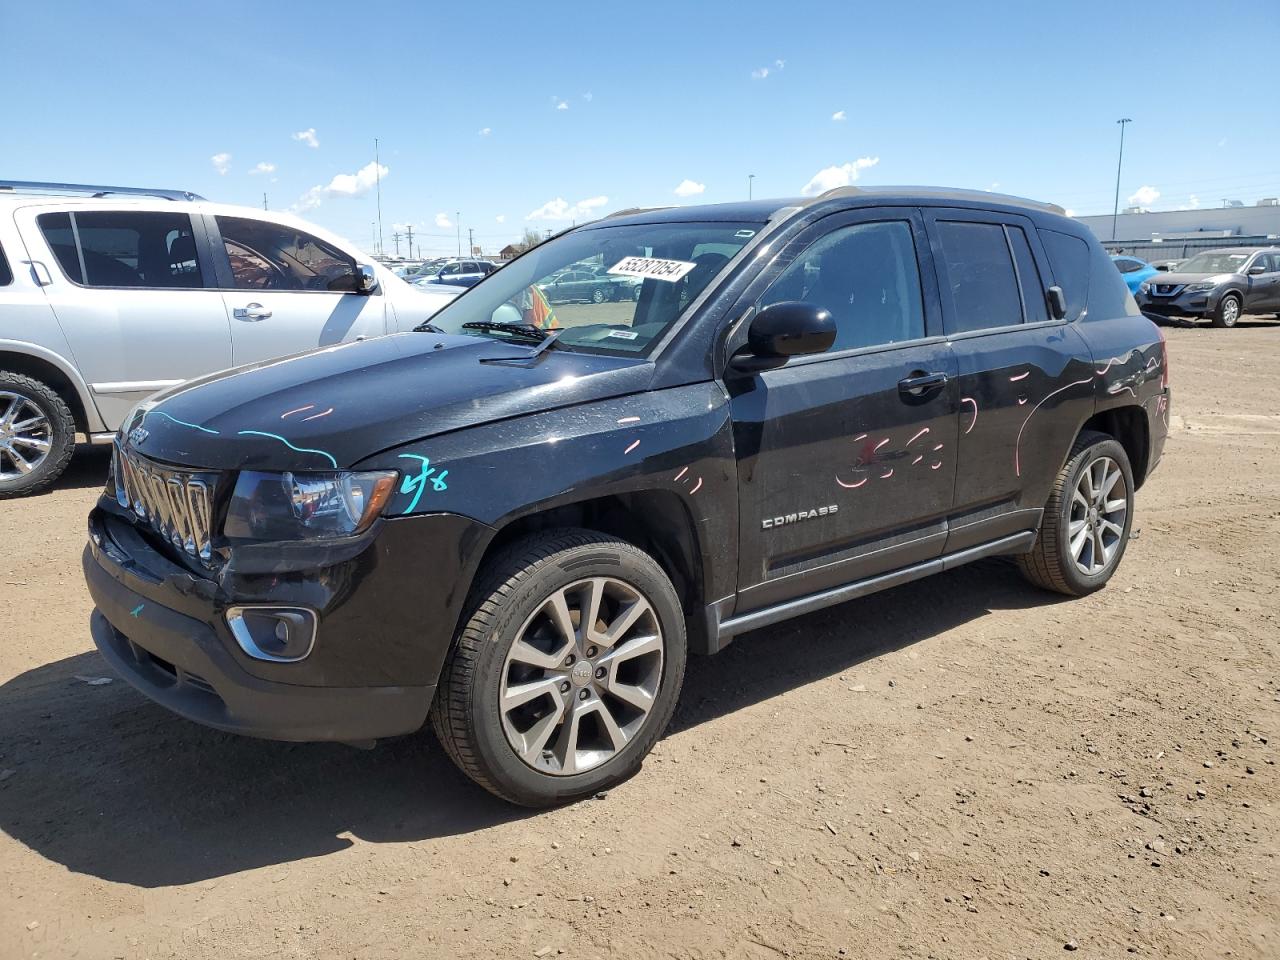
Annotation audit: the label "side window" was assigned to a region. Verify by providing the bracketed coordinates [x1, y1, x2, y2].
[216, 216, 358, 292]
[761, 220, 925, 351]
[936, 221, 1023, 333]
[1086, 241, 1141, 319]
[1007, 226, 1048, 324]
[1038, 229, 1090, 322]
[0, 241, 12, 286]
[36, 211, 205, 288]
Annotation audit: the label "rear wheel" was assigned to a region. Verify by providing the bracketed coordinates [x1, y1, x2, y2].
[1212, 293, 1242, 328]
[1018, 431, 1134, 596]
[431, 529, 687, 807]
[591, 287, 607, 304]
[0, 372, 76, 498]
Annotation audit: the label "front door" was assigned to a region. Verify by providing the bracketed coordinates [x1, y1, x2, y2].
[728, 209, 958, 613]
[1245, 252, 1280, 312]
[208, 215, 386, 366]
[18, 207, 232, 429]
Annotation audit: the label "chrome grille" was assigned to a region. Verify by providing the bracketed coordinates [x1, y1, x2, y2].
[112, 443, 218, 562]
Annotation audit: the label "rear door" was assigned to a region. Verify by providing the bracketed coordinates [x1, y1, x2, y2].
[923, 210, 1095, 551]
[729, 207, 959, 613]
[208, 214, 386, 365]
[1245, 252, 1280, 311]
[16, 206, 233, 429]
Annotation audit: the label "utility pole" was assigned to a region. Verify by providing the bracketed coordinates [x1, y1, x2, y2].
[262, 192, 268, 210]
[455, 212, 461, 258]
[468, 227, 475, 256]
[391, 232, 402, 257]
[374, 138, 384, 255]
[1111, 118, 1132, 241]
[405, 225, 415, 259]
[748, 173, 756, 200]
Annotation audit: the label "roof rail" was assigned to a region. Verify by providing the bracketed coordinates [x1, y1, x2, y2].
[0, 180, 205, 202]
[813, 184, 1066, 215]
[604, 205, 674, 220]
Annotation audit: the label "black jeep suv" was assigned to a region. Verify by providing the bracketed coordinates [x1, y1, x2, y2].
[84, 186, 1170, 806]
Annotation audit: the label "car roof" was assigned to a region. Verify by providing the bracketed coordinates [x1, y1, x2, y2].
[1196, 246, 1279, 255]
[593, 185, 1068, 230]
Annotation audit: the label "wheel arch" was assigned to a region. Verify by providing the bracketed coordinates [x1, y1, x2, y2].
[0, 345, 98, 435]
[1077, 405, 1150, 489]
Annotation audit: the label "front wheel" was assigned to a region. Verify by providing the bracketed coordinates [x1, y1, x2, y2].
[590, 287, 607, 304]
[1212, 293, 1242, 328]
[1018, 431, 1134, 596]
[431, 529, 687, 807]
[0, 372, 77, 498]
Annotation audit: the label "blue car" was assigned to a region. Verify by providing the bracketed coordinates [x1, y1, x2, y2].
[1112, 255, 1159, 294]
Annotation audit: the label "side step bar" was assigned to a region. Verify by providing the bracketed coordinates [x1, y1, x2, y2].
[712, 531, 1036, 648]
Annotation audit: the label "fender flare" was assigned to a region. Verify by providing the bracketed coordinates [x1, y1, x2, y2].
[0, 338, 105, 434]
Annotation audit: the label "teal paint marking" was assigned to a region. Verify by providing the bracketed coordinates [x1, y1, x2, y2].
[130, 604, 145, 618]
[237, 430, 338, 469]
[397, 454, 449, 513]
[152, 411, 220, 434]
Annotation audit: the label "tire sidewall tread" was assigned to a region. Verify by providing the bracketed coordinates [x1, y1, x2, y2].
[0, 371, 76, 498]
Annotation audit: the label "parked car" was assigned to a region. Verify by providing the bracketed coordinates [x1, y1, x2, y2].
[1135, 247, 1280, 327]
[84, 186, 1169, 806]
[1150, 258, 1183, 273]
[0, 180, 459, 497]
[537, 268, 634, 303]
[1111, 254, 1159, 293]
[414, 259, 497, 288]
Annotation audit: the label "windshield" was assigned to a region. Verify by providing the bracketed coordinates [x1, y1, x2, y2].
[427, 221, 762, 355]
[1177, 252, 1249, 275]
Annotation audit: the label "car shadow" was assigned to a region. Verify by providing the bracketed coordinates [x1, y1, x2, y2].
[0, 558, 1063, 888]
[38, 443, 112, 495]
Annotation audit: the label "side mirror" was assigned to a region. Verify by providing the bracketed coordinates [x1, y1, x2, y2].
[357, 264, 379, 295]
[1047, 285, 1068, 320]
[1155, 264, 1170, 272]
[731, 301, 835, 371]
[1248, 264, 1266, 276]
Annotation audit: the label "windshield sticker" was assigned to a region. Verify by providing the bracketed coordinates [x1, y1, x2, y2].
[734, 229, 757, 239]
[607, 256, 697, 283]
[606, 330, 639, 341]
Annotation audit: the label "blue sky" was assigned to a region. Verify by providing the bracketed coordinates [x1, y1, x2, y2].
[4, 0, 1277, 257]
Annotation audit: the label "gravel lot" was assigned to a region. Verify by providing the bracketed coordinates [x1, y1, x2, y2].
[1, 319, 1277, 959]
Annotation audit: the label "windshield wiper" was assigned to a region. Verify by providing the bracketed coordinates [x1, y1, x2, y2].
[461, 321, 550, 341]
[411, 320, 444, 333]
[478, 329, 564, 366]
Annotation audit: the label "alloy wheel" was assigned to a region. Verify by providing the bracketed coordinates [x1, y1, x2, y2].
[0, 392, 52, 482]
[500, 577, 664, 776]
[1069, 455, 1128, 576]
[1222, 297, 1240, 325]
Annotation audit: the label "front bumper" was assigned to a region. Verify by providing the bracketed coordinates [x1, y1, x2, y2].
[84, 504, 491, 742]
[1136, 290, 1216, 318]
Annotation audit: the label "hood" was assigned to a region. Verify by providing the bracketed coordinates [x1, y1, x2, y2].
[128, 333, 653, 470]
[1148, 271, 1232, 285]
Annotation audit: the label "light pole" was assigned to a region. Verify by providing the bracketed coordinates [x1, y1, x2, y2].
[1111, 118, 1132, 241]
[374, 138, 384, 255]
[748, 174, 756, 200]
[456, 211, 461, 258]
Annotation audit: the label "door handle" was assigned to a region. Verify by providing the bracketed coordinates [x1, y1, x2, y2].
[898, 371, 949, 397]
[233, 303, 272, 321]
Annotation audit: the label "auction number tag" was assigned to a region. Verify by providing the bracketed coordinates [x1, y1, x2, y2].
[607, 256, 697, 283]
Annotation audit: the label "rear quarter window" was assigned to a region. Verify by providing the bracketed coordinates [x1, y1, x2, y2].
[0, 241, 12, 285]
[1086, 242, 1141, 319]
[1038, 229, 1090, 321]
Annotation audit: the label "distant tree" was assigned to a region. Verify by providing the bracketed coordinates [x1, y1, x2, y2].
[513, 228, 545, 255]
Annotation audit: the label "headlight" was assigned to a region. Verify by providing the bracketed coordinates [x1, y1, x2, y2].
[1138, 281, 1150, 294]
[1185, 282, 1215, 293]
[224, 470, 397, 542]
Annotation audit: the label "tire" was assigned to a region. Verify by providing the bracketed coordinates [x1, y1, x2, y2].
[1017, 430, 1135, 597]
[632, 285, 643, 302]
[1211, 293, 1242, 328]
[590, 287, 606, 304]
[0, 372, 76, 499]
[431, 529, 687, 807]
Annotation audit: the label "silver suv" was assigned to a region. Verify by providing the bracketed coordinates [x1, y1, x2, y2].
[0, 181, 457, 496]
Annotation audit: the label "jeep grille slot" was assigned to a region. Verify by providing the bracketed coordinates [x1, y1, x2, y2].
[113, 443, 217, 562]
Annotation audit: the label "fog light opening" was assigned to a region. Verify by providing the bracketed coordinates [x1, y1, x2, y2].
[226, 606, 317, 663]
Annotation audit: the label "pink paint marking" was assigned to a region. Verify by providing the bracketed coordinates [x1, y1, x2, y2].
[301, 407, 334, 421]
[1014, 376, 1094, 476]
[1017, 397, 1028, 405]
[624, 439, 640, 455]
[930, 461, 942, 470]
[880, 468, 894, 479]
[673, 466, 689, 481]
[1009, 371, 1030, 382]
[616, 416, 641, 425]
[689, 477, 703, 495]
[853, 433, 868, 442]
[1095, 355, 1127, 376]
[932, 442, 943, 451]
[873, 437, 891, 453]
[961, 397, 978, 434]
[907, 427, 930, 445]
[281, 404, 315, 419]
[911, 455, 923, 465]
[836, 476, 868, 489]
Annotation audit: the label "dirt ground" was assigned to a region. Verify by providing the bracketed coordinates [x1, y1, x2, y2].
[1, 319, 1277, 960]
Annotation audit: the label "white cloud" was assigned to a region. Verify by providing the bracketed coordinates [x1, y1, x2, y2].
[1127, 185, 1160, 207]
[291, 128, 319, 149]
[1064, 208, 1076, 218]
[555, 100, 569, 111]
[1217, 137, 1227, 148]
[751, 67, 769, 79]
[1189, 194, 1201, 209]
[526, 195, 609, 222]
[495, 214, 506, 224]
[582, 92, 593, 102]
[775, 59, 786, 69]
[800, 157, 880, 196]
[987, 181, 1001, 192]
[674, 179, 706, 198]
[478, 127, 491, 136]
[292, 161, 387, 212]
[249, 161, 276, 175]
[831, 110, 846, 121]
[211, 152, 231, 175]
[434, 212, 453, 229]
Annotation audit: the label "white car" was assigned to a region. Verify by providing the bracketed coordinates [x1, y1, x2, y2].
[0, 180, 458, 496]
